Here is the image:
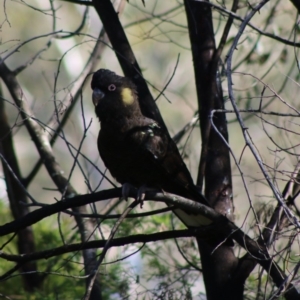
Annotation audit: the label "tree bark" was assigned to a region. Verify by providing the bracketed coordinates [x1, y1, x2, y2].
[0, 85, 40, 291]
[184, 1, 241, 299]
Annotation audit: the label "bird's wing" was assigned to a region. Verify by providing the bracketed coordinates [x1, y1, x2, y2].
[125, 119, 212, 226]
[125, 119, 203, 199]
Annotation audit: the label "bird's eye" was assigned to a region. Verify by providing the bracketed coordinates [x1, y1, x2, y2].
[108, 84, 116, 91]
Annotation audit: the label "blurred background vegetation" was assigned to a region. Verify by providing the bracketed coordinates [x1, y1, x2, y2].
[0, 0, 299, 299]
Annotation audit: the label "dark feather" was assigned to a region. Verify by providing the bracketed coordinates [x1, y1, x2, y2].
[92, 69, 213, 227]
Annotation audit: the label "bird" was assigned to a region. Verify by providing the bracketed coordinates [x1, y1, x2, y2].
[91, 69, 213, 228]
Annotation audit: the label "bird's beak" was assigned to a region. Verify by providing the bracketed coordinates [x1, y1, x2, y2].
[92, 88, 105, 106]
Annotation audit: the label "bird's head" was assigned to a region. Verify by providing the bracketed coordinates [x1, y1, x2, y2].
[91, 69, 141, 122]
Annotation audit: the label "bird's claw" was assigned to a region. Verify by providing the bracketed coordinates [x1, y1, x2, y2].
[137, 185, 147, 208]
[137, 185, 160, 208]
[121, 183, 135, 201]
[122, 184, 150, 208]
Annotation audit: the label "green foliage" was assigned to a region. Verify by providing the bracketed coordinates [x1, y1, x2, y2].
[0, 201, 85, 299]
[100, 263, 131, 300]
[0, 200, 133, 299]
[1, 0, 299, 298]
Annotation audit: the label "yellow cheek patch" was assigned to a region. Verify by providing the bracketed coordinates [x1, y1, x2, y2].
[121, 88, 134, 106]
